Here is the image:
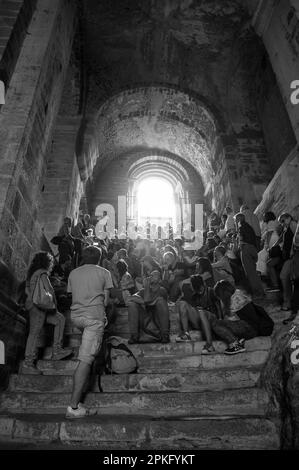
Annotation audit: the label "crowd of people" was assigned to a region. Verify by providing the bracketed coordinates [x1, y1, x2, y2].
[20, 204, 299, 418]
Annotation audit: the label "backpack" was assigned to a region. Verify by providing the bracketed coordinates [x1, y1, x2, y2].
[105, 336, 138, 374]
[253, 304, 274, 336]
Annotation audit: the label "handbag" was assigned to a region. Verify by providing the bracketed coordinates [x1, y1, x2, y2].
[32, 274, 55, 311]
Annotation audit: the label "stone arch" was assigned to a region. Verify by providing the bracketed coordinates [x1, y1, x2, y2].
[78, 85, 231, 213]
[126, 153, 195, 230]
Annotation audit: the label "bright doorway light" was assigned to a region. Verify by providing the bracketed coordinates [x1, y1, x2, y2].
[136, 177, 176, 226]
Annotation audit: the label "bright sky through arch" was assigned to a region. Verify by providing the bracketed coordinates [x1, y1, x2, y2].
[137, 177, 176, 223]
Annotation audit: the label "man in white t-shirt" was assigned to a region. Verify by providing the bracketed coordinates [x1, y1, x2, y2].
[66, 245, 113, 419]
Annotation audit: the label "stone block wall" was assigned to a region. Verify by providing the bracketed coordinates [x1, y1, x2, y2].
[255, 145, 299, 218]
[0, 291, 27, 389]
[39, 116, 84, 243]
[0, 0, 37, 89]
[0, 0, 77, 280]
[255, 54, 297, 175]
[253, 0, 299, 145]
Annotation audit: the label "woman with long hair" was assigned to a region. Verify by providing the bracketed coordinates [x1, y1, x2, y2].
[22, 251, 72, 375]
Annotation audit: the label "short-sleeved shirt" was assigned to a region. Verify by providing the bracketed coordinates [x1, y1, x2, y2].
[67, 264, 113, 319]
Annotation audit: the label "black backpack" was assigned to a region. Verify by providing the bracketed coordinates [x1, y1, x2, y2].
[253, 304, 274, 336]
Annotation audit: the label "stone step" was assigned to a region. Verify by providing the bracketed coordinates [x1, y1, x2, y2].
[63, 305, 289, 340]
[0, 388, 270, 417]
[8, 367, 261, 393]
[0, 414, 279, 449]
[47, 336, 272, 359]
[20, 349, 270, 375]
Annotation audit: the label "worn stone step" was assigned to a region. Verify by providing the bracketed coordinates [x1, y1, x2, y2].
[0, 414, 279, 449]
[46, 336, 272, 359]
[0, 388, 270, 417]
[8, 367, 261, 393]
[20, 349, 269, 375]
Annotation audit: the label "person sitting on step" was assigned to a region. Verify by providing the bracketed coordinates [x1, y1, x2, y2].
[196, 257, 215, 287]
[212, 280, 261, 355]
[127, 270, 170, 344]
[162, 251, 186, 302]
[21, 252, 72, 375]
[175, 274, 221, 354]
[212, 246, 235, 286]
[66, 245, 114, 419]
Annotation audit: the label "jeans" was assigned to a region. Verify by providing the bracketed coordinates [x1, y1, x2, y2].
[24, 306, 65, 363]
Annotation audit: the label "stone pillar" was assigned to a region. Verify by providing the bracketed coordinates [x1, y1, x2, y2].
[252, 0, 299, 144]
[0, 0, 76, 279]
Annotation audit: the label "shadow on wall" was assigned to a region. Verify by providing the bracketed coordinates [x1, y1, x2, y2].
[0, 259, 19, 301]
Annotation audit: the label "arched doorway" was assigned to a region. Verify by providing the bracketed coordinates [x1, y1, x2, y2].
[136, 176, 176, 228]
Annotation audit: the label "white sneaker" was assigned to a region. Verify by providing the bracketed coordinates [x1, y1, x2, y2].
[65, 405, 97, 419]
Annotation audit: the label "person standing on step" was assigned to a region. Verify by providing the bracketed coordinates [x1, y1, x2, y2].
[234, 212, 265, 301]
[240, 204, 261, 250]
[66, 245, 114, 419]
[277, 213, 298, 312]
[21, 252, 72, 375]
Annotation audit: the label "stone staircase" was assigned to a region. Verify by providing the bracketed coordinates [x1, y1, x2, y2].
[0, 301, 288, 449]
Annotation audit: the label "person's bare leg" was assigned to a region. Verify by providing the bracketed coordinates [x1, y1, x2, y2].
[178, 301, 200, 332]
[70, 361, 91, 408]
[198, 310, 213, 346]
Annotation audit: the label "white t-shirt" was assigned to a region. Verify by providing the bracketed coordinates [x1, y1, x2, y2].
[67, 264, 113, 318]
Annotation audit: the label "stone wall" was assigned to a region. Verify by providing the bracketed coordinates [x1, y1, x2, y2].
[0, 0, 77, 280]
[0, 0, 37, 89]
[0, 291, 26, 390]
[253, 0, 299, 145]
[255, 145, 299, 218]
[39, 116, 83, 244]
[255, 54, 297, 175]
